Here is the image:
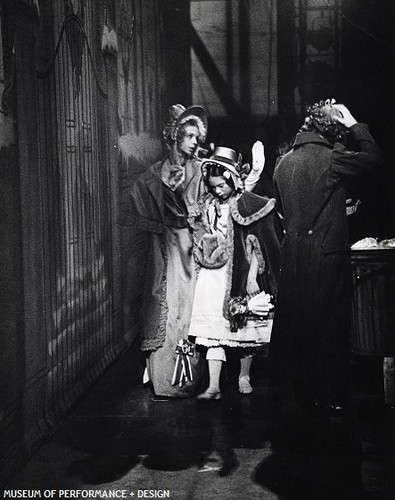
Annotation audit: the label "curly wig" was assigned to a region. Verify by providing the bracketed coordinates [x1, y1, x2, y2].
[301, 99, 348, 144]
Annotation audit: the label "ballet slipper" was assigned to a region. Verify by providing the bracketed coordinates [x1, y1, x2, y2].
[196, 389, 222, 401]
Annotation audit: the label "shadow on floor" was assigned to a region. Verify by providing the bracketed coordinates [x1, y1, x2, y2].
[5, 349, 395, 499]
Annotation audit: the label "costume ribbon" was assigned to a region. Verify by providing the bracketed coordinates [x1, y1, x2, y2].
[171, 339, 195, 387]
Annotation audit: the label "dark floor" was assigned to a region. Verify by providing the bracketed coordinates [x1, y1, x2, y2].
[4, 349, 395, 499]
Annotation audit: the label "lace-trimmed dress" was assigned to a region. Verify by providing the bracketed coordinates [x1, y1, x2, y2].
[189, 200, 271, 348]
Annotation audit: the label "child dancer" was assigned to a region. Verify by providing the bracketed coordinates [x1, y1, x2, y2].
[188, 147, 281, 399]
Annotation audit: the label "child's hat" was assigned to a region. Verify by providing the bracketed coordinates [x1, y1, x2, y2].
[201, 147, 240, 177]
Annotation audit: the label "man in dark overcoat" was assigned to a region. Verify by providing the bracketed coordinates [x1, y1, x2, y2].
[270, 99, 383, 415]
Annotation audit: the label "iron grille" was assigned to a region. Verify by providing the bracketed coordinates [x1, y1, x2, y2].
[37, 15, 114, 416]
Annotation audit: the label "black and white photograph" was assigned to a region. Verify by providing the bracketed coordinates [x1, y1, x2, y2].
[1, 0, 394, 498]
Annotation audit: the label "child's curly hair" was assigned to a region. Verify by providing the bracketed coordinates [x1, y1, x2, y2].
[301, 99, 348, 144]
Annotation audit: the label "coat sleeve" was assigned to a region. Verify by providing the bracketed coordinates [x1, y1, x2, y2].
[331, 123, 383, 178]
[117, 170, 168, 350]
[117, 171, 165, 234]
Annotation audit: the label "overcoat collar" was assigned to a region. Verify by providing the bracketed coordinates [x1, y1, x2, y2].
[293, 131, 332, 149]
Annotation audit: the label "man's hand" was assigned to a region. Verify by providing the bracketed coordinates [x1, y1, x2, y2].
[333, 104, 357, 128]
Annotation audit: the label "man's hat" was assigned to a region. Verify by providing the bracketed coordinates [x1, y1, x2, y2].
[201, 146, 240, 177]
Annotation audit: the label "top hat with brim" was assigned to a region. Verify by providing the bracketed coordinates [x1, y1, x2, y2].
[201, 146, 240, 177]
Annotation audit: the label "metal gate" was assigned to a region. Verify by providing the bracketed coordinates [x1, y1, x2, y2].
[37, 15, 115, 417]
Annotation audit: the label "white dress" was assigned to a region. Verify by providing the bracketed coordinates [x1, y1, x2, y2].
[189, 202, 271, 348]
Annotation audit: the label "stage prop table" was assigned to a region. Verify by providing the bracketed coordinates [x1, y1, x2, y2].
[350, 248, 395, 356]
[351, 248, 395, 407]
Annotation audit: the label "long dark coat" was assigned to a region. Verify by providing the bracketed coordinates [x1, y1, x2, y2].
[118, 156, 204, 351]
[270, 123, 382, 406]
[118, 156, 205, 397]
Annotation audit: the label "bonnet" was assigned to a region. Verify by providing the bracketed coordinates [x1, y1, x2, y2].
[162, 104, 207, 147]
